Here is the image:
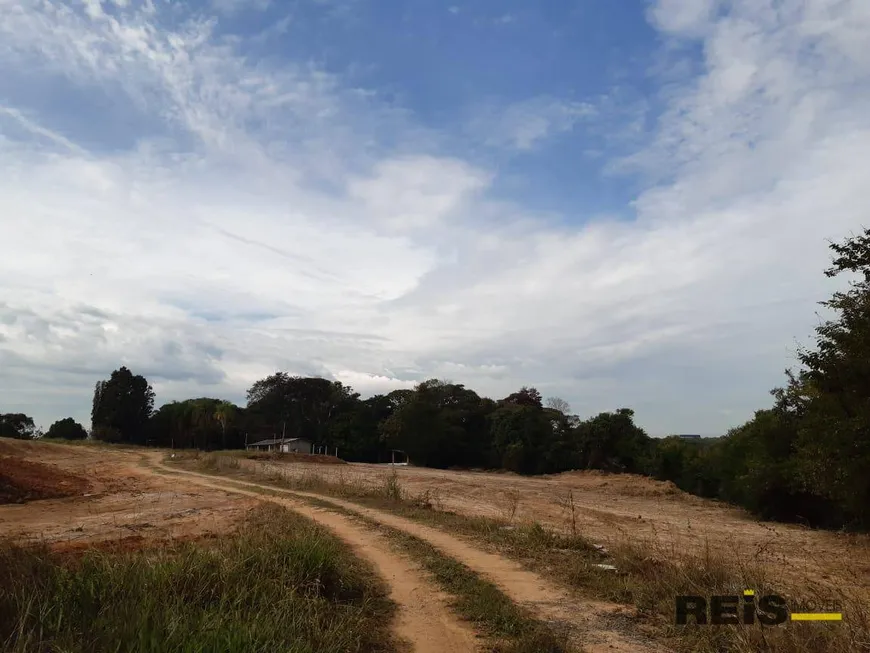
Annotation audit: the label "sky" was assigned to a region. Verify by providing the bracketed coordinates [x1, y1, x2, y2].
[1, 0, 869, 436]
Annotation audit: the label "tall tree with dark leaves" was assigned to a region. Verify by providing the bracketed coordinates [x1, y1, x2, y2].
[91, 367, 155, 444]
[245, 373, 358, 445]
[785, 229, 870, 527]
[381, 380, 493, 468]
[573, 408, 652, 473]
[503, 386, 543, 408]
[213, 400, 236, 450]
[0, 413, 36, 440]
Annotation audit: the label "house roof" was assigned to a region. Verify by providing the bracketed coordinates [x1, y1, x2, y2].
[248, 437, 309, 446]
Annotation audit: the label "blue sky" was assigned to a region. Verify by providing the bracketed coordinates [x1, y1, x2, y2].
[1, 0, 869, 435]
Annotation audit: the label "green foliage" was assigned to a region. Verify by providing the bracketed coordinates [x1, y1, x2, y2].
[45, 417, 88, 441]
[784, 228, 870, 527]
[91, 367, 155, 445]
[573, 408, 653, 473]
[647, 229, 870, 529]
[647, 436, 722, 498]
[489, 403, 553, 474]
[150, 398, 244, 450]
[380, 380, 493, 468]
[0, 413, 35, 440]
[246, 373, 359, 447]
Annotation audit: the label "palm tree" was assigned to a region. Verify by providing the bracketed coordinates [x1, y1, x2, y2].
[213, 401, 236, 450]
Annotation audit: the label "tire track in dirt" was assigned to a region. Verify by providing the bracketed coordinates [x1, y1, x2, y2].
[157, 462, 670, 653]
[152, 467, 479, 653]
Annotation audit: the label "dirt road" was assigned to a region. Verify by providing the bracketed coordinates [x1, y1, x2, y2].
[248, 458, 870, 599]
[0, 440, 479, 653]
[155, 469, 480, 653]
[159, 461, 668, 653]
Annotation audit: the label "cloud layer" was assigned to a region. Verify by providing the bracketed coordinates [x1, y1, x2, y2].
[1, 0, 869, 435]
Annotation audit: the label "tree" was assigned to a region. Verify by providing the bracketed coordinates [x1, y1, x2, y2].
[545, 396, 571, 414]
[489, 403, 554, 473]
[0, 413, 36, 440]
[503, 387, 543, 408]
[783, 229, 870, 526]
[380, 380, 492, 468]
[706, 228, 870, 529]
[91, 367, 155, 444]
[246, 373, 359, 446]
[213, 401, 236, 450]
[45, 417, 88, 440]
[573, 408, 652, 473]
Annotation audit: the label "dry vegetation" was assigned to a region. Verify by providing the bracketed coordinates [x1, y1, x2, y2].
[2, 439, 868, 653]
[172, 450, 870, 653]
[0, 503, 396, 653]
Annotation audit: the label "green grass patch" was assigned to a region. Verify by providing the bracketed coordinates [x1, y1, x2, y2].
[370, 522, 571, 653]
[0, 504, 396, 653]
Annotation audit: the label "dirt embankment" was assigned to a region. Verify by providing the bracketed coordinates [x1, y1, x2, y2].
[0, 439, 254, 548]
[0, 456, 91, 503]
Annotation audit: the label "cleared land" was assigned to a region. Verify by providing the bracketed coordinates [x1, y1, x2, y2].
[234, 456, 870, 601]
[2, 438, 869, 652]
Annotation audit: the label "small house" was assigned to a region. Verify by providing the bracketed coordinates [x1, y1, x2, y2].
[245, 437, 313, 454]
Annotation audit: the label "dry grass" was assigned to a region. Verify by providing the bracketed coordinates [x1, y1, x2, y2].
[0, 502, 396, 653]
[170, 451, 870, 653]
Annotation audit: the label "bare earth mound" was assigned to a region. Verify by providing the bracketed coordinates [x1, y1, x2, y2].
[0, 456, 91, 504]
[552, 469, 687, 498]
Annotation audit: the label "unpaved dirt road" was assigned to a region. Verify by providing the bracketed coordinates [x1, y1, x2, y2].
[249, 457, 870, 600]
[0, 440, 479, 653]
[161, 461, 668, 653]
[157, 469, 481, 653]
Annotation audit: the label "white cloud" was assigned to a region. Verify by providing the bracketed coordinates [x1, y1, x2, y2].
[0, 0, 869, 439]
[470, 96, 597, 152]
[649, 0, 720, 36]
[348, 155, 491, 232]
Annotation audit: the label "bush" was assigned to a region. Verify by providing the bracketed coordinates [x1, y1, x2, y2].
[45, 417, 88, 441]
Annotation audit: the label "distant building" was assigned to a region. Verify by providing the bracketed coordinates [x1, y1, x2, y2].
[245, 437, 312, 454]
[678, 434, 702, 440]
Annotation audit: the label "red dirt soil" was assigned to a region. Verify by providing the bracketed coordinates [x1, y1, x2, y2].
[0, 456, 91, 504]
[0, 439, 255, 549]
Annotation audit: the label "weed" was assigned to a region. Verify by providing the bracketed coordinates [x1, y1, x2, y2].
[0, 504, 396, 653]
[381, 470, 404, 502]
[499, 489, 521, 524]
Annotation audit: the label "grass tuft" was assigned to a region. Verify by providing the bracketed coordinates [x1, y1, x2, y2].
[0, 504, 395, 653]
[392, 533, 570, 653]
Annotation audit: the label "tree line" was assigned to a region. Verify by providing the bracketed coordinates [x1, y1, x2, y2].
[4, 230, 869, 530]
